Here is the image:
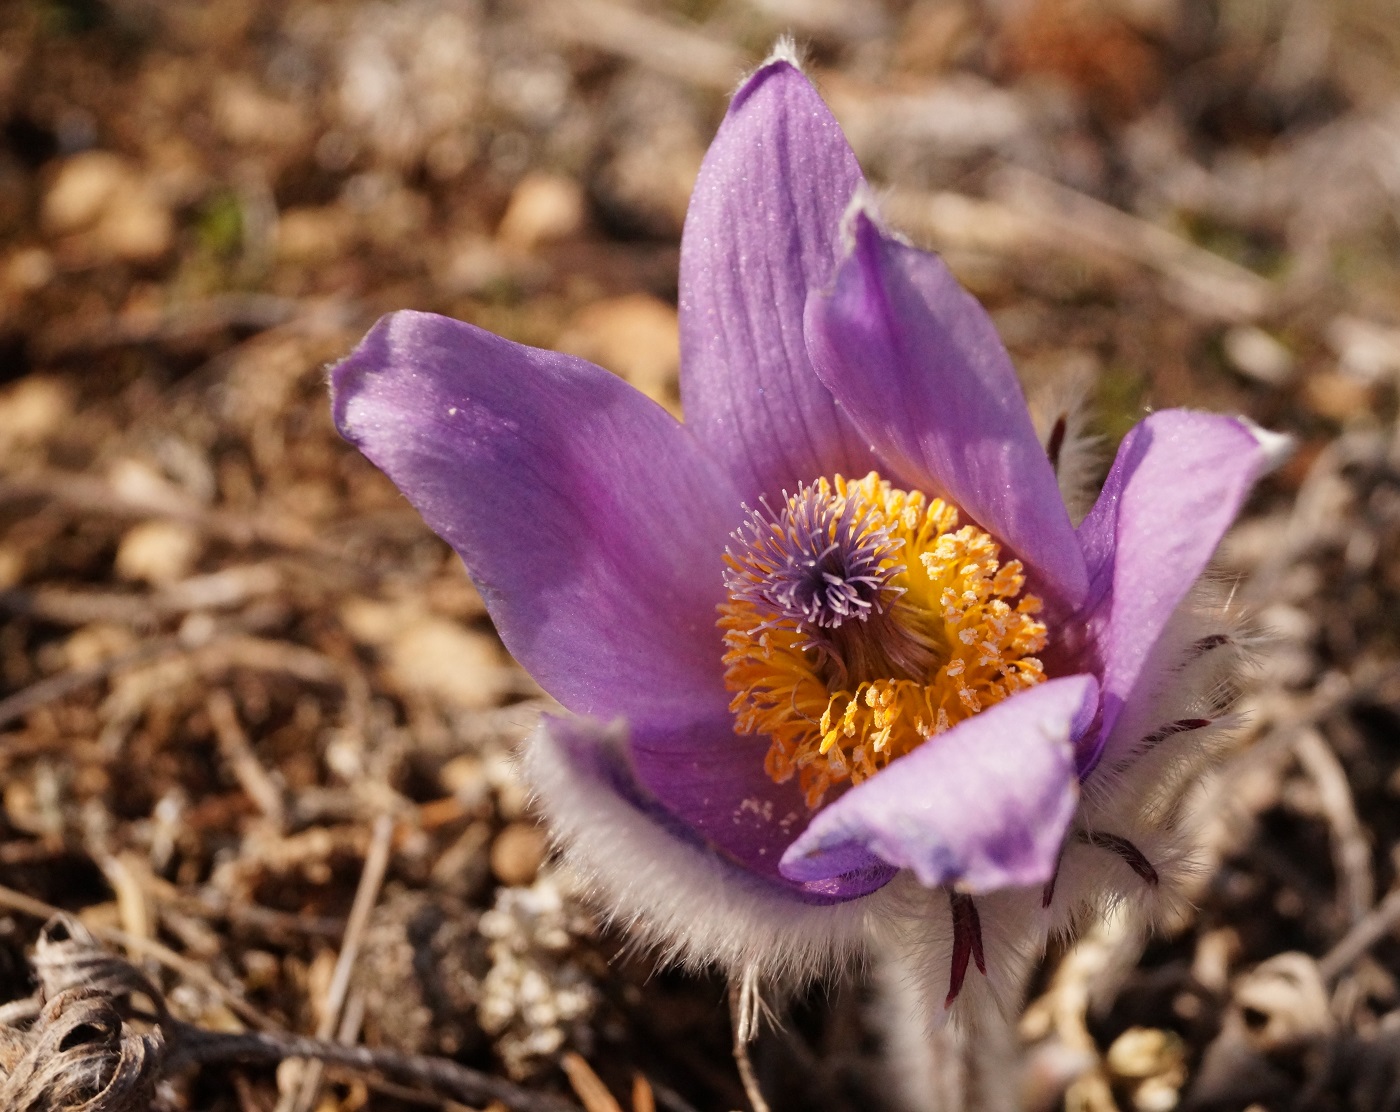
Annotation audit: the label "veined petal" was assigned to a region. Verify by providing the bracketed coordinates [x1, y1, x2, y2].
[331, 311, 739, 728]
[804, 211, 1089, 610]
[780, 675, 1097, 891]
[1076, 410, 1270, 775]
[525, 716, 883, 981]
[679, 57, 877, 504]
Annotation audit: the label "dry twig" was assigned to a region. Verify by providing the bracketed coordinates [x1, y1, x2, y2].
[0, 918, 582, 1112]
[279, 813, 395, 1112]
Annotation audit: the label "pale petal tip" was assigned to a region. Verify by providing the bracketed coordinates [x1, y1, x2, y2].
[838, 185, 917, 259]
[731, 36, 811, 109]
[1238, 417, 1295, 475]
[762, 35, 803, 70]
[838, 184, 882, 252]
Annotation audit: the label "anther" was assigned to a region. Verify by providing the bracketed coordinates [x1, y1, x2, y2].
[720, 472, 1050, 806]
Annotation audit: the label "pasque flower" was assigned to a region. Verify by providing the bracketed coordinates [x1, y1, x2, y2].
[331, 48, 1278, 1018]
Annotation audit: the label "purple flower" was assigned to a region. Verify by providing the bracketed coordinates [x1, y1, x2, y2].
[331, 50, 1277, 1013]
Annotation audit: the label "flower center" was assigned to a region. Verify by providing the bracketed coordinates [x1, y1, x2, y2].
[718, 472, 1048, 808]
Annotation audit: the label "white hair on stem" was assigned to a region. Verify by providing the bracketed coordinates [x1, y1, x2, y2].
[869, 882, 1044, 1111]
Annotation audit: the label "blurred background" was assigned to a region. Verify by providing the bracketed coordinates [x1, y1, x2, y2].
[1, 0, 1400, 1109]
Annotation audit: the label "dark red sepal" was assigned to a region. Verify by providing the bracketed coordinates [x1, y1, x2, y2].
[945, 891, 986, 1008]
[1081, 830, 1159, 887]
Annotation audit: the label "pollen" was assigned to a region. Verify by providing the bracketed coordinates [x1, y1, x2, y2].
[719, 473, 1048, 808]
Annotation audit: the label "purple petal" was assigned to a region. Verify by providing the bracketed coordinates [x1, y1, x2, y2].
[804, 211, 1089, 611]
[525, 715, 878, 977]
[331, 310, 740, 727]
[1075, 410, 1270, 774]
[629, 712, 896, 902]
[780, 675, 1098, 891]
[678, 58, 877, 504]
[548, 712, 894, 904]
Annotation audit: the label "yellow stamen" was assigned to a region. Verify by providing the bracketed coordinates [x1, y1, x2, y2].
[719, 472, 1048, 808]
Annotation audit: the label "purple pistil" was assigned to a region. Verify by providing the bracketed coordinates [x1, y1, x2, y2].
[726, 485, 903, 633]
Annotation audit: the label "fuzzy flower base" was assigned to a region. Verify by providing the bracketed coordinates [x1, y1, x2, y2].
[331, 48, 1279, 1026]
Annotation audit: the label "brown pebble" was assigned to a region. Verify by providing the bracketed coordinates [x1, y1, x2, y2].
[115, 520, 203, 585]
[490, 822, 547, 887]
[497, 172, 585, 250]
[1302, 370, 1374, 421]
[43, 151, 173, 263]
[385, 616, 509, 710]
[555, 293, 680, 407]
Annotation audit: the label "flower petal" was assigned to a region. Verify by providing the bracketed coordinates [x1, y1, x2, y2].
[678, 58, 876, 504]
[525, 715, 884, 981]
[1075, 409, 1270, 774]
[780, 675, 1098, 891]
[804, 211, 1089, 610]
[627, 712, 896, 902]
[331, 310, 739, 727]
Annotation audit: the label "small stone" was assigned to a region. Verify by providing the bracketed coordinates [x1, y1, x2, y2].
[114, 520, 203, 585]
[497, 172, 585, 250]
[108, 458, 193, 513]
[1191, 928, 1241, 994]
[440, 235, 520, 296]
[1230, 952, 1333, 1049]
[5, 247, 55, 293]
[1107, 1027, 1184, 1081]
[491, 822, 548, 887]
[42, 151, 173, 263]
[96, 189, 174, 263]
[339, 597, 403, 645]
[1134, 1076, 1182, 1112]
[1302, 370, 1374, 421]
[274, 1059, 302, 1099]
[276, 206, 355, 265]
[424, 571, 486, 619]
[64, 624, 138, 671]
[0, 547, 22, 590]
[1107, 1027, 1187, 1112]
[555, 294, 680, 406]
[1223, 325, 1295, 387]
[214, 75, 310, 150]
[1327, 315, 1400, 381]
[0, 376, 73, 455]
[386, 617, 509, 710]
[42, 151, 129, 235]
[241, 950, 280, 992]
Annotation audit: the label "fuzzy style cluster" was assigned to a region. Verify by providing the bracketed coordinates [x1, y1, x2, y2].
[331, 47, 1279, 1027]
